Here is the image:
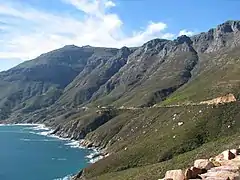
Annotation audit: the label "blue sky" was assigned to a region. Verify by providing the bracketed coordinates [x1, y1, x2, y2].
[0, 0, 240, 71]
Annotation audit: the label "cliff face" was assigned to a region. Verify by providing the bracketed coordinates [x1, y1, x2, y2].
[0, 20, 240, 180]
[92, 35, 199, 107]
[191, 20, 240, 53]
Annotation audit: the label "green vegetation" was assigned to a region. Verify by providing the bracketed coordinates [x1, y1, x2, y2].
[90, 133, 240, 180]
[160, 51, 240, 106]
[0, 20, 239, 180]
[79, 102, 240, 179]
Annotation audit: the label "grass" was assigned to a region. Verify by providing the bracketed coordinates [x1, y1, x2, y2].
[89, 133, 240, 180]
[159, 52, 240, 106]
[75, 102, 240, 180]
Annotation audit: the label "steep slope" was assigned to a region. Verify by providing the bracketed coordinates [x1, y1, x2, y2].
[191, 20, 240, 53]
[92, 20, 240, 108]
[59, 46, 135, 106]
[71, 21, 240, 179]
[75, 102, 240, 180]
[91, 36, 199, 107]
[0, 45, 87, 119]
[0, 20, 240, 180]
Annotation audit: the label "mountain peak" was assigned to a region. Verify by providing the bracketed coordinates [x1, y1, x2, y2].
[143, 38, 169, 46]
[175, 35, 192, 45]
[62, 45, 80, 49]
[82, 45, 92, 48]
[216, 20, 240, 33]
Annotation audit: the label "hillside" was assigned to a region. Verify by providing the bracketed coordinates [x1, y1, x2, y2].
[0, 20, 240, 180]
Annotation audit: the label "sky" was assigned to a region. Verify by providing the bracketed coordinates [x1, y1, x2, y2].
[0, 0, 240, 71]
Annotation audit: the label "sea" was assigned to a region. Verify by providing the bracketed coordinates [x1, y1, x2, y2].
[0, 124, 99, 180]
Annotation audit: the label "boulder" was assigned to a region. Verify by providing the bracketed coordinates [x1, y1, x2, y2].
[185, 168, 192, 179]
[185, 167, 206, 179]
[191, 166, 207, 177]
[216, 150, 236, 161]
[194, 159, 215, 170]
[230, 149, 240, 156]
[200, 165, 240, 180]
[223, 150, 236, 160]
[210, 165, 239, 173]
[200, 170, 239, 180]
[164, 169, 185, 180]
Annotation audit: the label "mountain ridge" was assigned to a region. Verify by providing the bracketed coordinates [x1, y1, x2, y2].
[0, 20, 240, 180]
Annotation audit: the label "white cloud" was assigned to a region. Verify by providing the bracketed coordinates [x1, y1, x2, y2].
[0, 0, 177, 62]
[161, 33, 175, 39]
[178, 29, 196, 36]
[104, 1, 116, 8]
[146, 22, 167, 34]
[63, 0, 101, 16]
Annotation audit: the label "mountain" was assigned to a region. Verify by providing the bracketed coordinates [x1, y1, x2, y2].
[0, 20, 240, 180]
[0, 45, 133, 119]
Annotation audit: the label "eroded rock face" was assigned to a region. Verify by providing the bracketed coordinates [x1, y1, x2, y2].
[191, 20, 240, 53]
[194, 159, 215, 170]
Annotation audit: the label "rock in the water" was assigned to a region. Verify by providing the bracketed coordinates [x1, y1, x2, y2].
[164, 169, 185, 180]
[194, 159, 215, 170]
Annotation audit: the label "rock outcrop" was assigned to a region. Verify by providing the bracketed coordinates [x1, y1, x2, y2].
[200, 165, 240, 180]
[160, 147, 240, 180]
[185, 167, 205, 179]
[200, 93, 237, 105]
[162, 169, 185, 180]
[194, 159, 215, 170]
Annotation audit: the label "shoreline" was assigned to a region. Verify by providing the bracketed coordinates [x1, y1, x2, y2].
[0, 122, 108, 180]
[0, 123, 107, 165]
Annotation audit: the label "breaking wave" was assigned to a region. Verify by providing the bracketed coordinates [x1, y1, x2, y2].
[3, 123, 103, 164]
[53, 175, 71, 180]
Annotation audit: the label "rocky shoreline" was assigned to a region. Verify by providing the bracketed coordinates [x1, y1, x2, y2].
[49, 125, 110, 162]
[0, 123, 109, 179]
[48, 125, 111, 180]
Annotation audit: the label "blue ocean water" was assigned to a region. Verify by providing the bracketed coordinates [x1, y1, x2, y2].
[0, 125, 93, 180]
